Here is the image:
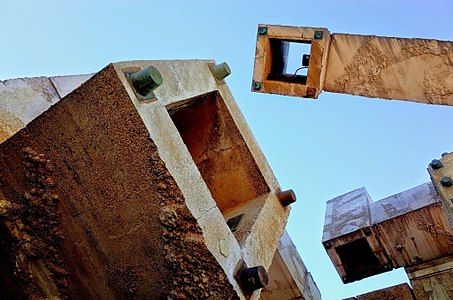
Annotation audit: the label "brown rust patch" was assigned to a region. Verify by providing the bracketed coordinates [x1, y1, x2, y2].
[0, 147, 67, 299]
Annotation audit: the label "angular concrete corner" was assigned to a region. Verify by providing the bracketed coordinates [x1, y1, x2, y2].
[322, 182, 452, 283]
[261, 230, 321, 300]
[0, 60, 292, 299]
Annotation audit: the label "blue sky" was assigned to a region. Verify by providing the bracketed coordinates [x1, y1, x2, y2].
[2, 1, 453, 299]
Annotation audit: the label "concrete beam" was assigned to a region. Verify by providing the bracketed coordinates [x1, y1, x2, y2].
[253, 24, 453, 106]
[322, 182, 452, 283]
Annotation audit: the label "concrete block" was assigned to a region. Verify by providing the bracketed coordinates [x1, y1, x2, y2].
[261, 230, 321, 300]
[324, 34, 453, 105]
[0, 76, 60, 143]
[252, 24, 330, 99]
[353, 283, 415, 300]
[428, 152, 453, 225]
[322, 182, 452, 283]
[0, 60, 293, 299]
[408, 256, 453, 300]
[49, 74, 94, 98]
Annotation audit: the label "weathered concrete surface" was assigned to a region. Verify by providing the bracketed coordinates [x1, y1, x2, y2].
[407, 256, 453, 300]
[49, 74, 93, 98]
[252, 24, 453, 106]
[322, 187, 372, 242]
[0, 74, 91, 144]
[371, 182, 441, 223]
[261, 230, 321, 300]
[253, 24, 330, 99]
[346, 283, 415, 300]
[324, 34, 453, 105]
[0, 60, 297, 299]
[428, 152, 453, 225]
[323, 182, 453, 283]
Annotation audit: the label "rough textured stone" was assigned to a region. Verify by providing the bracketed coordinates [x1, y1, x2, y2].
[353, 283, 414, 300]
[0, 65, 237, 299]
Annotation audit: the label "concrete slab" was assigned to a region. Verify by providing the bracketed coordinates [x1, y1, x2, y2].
[49, 74, 94, 98]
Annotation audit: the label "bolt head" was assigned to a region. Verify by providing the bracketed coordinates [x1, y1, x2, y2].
[212, 62, 231, 81]
[441, 176, 453, 187]
[430, 159, 443, 170]
[252, 81, 262, 91]
[258, 26, 268, 35]
[314, 31, 323, 39]
[323, 242, 332, 250]
[363, 227, 372, 236]
[442, 152, 450, 157]
[240, 266, 268, 293]
[306, 88, 316, 97]
[277, 189, 296, 207]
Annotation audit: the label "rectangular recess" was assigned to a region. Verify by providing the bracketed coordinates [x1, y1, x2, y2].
[168, 92, 270, 242]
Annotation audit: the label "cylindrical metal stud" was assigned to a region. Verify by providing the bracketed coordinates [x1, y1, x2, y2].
[240, 266, 268, 293]
[127, 65, 163, 98]
[252, 81, 262, 91]
[430, 159, 443, 170]
[440, 176, 453, 187]
[211, 62, 231, 81]
[306, 88, 316, 97]
[258, 27, 268, 35]
[277, 189, 296, 207]
[314, 31, 323, 39]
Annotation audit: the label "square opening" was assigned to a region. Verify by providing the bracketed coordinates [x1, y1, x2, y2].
[168, 92, 270, 243]
[267, 39, 312, 84]
[335, 238, 388, 283]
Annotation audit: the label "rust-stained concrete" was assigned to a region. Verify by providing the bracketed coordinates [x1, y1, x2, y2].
[322, 182, 453, 283]
[252, 24, 453, 106]
[0, 60, 301, 299]
[346, 283, 415, 300]
[325, 34, 453, 105]
[428, 152, 453, 225]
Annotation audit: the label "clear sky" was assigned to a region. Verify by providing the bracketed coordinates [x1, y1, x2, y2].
[2, 1, 453, 299]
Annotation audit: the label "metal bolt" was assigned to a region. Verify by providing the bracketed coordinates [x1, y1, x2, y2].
[258, 27, 268, 35]
[342, 276, 348, 283]
[240, 266, 268, 293]
[314, 31, 323, 39]
[430, 159, 443, 170]
[126, 65, 163, 98]
[363, 227, 372, 236]
[323, 242, 332, 250]
[211, 62, 231, 81]
[440, 176, 453, 187]
[442, 152, 449, 157]
[277, 189, 296, 207]
[306, 88, 316, 97]
[252, 81, 262, 91]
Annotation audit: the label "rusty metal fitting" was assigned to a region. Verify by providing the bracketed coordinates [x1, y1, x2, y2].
[363, 227, 372, 236]
[323, 241, 332, 250]
[240, 266, 268, 293]
[430, 159, 443, 170]
[211, 62, 231, 81]
[277, 189, 296, 207]
[440, 176, 453, 188]
[306, 88, 316, 97]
